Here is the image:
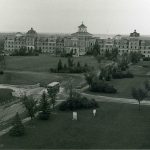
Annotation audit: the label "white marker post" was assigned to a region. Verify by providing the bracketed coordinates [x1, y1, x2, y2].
[93, 109, 96, 117]
[72, 112, 77, 120]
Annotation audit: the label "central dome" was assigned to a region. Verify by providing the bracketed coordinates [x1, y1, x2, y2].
[26, 27, 37, 37]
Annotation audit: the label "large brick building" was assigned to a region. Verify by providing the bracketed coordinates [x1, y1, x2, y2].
[4, 28, 57, 55]
[4, 26, 150, 58]
[64, 22, 96, 56]
[114, 30, 150, 57]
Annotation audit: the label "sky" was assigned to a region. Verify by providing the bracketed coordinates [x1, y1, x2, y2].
[0, 0, 150, 35]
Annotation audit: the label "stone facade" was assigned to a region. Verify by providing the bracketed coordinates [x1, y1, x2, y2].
[4, 27, 150, 58]
[64, 23, 96, 56]
[114, 30, 150, 57]
[4, 28, 57, 55]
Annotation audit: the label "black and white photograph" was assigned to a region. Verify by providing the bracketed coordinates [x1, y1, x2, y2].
[0, 0, 150, 149]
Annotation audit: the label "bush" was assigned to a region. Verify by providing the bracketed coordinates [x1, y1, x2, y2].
[50, 58, 90, 73]
[104, 85, 117, 93]
[90, 80, 117, 93]
[59, 95, 98, 111]
[112, 71, 134, 79]
[38, 111, 50, 120]
[143, 57, 150, 61]
[0, 71, 4, 75]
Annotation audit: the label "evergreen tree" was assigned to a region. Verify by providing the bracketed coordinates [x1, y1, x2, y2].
[9, 112, 25, 136]
[77, 61, 81, 68]
[39, 92, 50, 120]
[57, 59, 63, 72]
[68, 57, 74, 68]
[93, 40, 100, 56]
[84, 63, 88, 68]
[47, 87, 58, 109]
[64, 63, 67, 70]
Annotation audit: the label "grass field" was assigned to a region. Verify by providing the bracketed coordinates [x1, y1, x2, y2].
[5, 55, 98, 72]
[1, 102, 150, 149]
[0, 88, 14, 104]
[0, 71, 85, 88]
[86, 76, 150, 99]
[1, 55, 150, 98]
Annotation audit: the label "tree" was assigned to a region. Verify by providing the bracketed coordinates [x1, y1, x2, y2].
[57, 59, 63, 72]
[95, 54, 104, 64]
[105, 50, 111, 59]
[9, 112, 25, 136]
[118, 53, 129, 71]
[99, 66, 112, 81]
[130, 51, 142, 64]
[47, 87, 58, 109]
[77, 61, 81, 68]
[132, 87, 147, 111]
[111, 47, 119, 61]
[0, 54, 5, 72]
[21, 95, 37, 119]
[84, 71, 95, 89]
[84, 63, 88, 68]
[93, 40, 100, 56]
[0, 39, 6, 72]
[64, 63, 67, 70]
[38, 92, 50, 120]
[68, 57, 74, 68]
[144, 80, 150, 91]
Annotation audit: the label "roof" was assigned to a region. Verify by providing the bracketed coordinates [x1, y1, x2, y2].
[78, 23, 87, 28]
[130, 30, 140, 37]
[71, 32, 92, 37]
[47, 82, 60, 87]
[26, 28, 37, 36]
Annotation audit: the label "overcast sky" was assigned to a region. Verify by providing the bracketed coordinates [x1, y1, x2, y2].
[0, 0, 150, 34]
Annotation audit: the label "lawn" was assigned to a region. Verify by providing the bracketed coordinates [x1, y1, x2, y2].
[0, 71, 85, 88]
[1, 102, 150, 149]
[0, 88, 14, 104]
[85, 76, 150, 99]
[5, 55, 98, 72]
[2, 55, 150, 98]
[129, 61, 150, 76]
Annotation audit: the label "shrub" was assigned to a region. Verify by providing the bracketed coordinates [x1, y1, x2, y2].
[38, 111, 50, 120]
[9, 113, 25, 137]
[0, 71, 4, 75]
[59, 94, 98, 111]
[143, 57, 150, 61]
[90, 80, 117, 93]
[104, 85, 117, 93]
[112, 71, 134, 79]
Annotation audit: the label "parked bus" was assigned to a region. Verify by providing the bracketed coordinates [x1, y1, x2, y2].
[47, 82, 60, 93]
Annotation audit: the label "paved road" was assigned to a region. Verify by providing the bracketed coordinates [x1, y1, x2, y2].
[81, 92, 150, 106]
[0, 84, 64, 126]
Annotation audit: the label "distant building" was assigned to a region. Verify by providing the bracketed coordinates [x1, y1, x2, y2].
[4, 27, 150, 58]
[4, 28, 57, 55]
[36, 36, 57, 54]
[4, 28, 37, 54]
[97, 38, 114, 54]
[115, 30, 150, 57]
[64, 22, 96, 56]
